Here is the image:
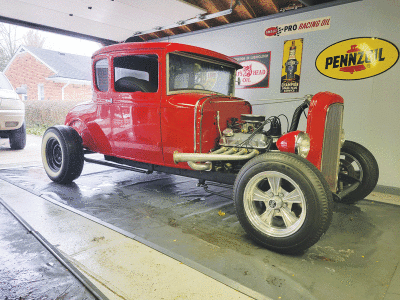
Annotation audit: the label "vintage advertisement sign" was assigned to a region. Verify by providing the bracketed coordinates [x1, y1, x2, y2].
[315, 37, 399, 80]
[232, 52, 271, 89]
[281, 39, 303, 93]
[265, 17, 330, 39]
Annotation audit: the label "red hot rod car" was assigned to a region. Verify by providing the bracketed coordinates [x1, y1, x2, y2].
[41, 42, 379, 254]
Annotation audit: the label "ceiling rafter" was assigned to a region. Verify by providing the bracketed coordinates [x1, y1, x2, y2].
[249, 0, 280, 15]
[235, 0, 257, 19]
[129, 0, 334, 42]
[184, 0, 231, 24]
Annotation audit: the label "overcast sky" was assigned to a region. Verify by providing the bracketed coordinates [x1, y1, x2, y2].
[40, 31, 102, 57]
[12, 23, 102, 57]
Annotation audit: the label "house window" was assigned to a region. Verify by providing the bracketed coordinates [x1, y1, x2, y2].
[95, 59, 109, 92]
[38, 84, 44, 100]
[113, 55, 158, 93]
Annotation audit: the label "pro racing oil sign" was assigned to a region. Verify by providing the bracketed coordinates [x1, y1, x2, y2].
[265, 17, 331, 38]
[315, 37, 399, 80]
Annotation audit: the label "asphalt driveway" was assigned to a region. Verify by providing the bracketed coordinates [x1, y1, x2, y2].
[0, 134, 42, 167]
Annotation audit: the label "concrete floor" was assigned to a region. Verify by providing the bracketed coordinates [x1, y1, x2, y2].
[0, 135, 257, 300]
[1, 135, 400, 300]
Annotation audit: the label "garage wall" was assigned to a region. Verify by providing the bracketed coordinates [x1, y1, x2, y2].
[158, 0, 400, 190]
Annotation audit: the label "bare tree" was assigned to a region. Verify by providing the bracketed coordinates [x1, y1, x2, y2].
[22, 29, 46, 48]
[0, 24, 19, 70]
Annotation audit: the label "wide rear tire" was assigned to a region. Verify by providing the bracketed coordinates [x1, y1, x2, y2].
[233, 152, 333, 254]
[42, 125, 84, 184]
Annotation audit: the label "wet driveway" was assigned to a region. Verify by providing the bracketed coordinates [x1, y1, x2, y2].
[0, 157, 400, 300]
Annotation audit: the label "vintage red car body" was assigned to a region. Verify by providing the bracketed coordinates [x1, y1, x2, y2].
[65, 43, 253, 168]
[65, 42, 342, 177]
[42, 41, 378, 254]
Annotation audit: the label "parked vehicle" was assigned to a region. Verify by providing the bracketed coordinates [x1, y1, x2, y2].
[41, 42, 379, 254]
[0, 72, 26, 150]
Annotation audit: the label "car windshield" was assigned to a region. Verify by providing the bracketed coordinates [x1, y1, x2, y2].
[0, 74, 13, 90]
[167, 52, 236, 96]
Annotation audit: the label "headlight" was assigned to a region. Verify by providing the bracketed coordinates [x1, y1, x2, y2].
[295, 132, 310, 158]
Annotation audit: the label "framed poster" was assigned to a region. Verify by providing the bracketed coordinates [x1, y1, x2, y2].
[281, 38, 303, 93]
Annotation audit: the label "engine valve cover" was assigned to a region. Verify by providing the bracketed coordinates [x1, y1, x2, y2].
[219, 132, 269, 149]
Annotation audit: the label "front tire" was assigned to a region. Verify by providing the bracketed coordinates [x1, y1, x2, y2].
[9, 122, 26, 150]
[42, 125, 84, 184]
[233, 152, 333, 254]
[336, 140, 379, 204]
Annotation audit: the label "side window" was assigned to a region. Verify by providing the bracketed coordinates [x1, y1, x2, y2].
[114, 55, 158, 93]
[95, 59, 109, 92]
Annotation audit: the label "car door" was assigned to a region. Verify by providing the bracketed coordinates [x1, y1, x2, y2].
[110, 52, 163, 164]
[87, 57, 113, 155]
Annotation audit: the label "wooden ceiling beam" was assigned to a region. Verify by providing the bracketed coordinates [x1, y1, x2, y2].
[242, 0, 279, 15]
[184, 0, 231, 24]
[236, 0, 257, 19]
[140, 0, 298, 40]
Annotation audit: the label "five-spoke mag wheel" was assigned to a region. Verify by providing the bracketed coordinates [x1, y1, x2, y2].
[234, 152, 333, 254]
[244, 171, 306, 237]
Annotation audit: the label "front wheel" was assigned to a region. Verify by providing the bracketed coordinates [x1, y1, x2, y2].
[42, 125, 84, 184]
[335, 140, 379, 204]
[233, 152, 333, 254]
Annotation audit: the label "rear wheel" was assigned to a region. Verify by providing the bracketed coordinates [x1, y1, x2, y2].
[42, 125, 84, 183]
[335, 140, 379, 204]
[233, 152, 332, 254]
[9, 122, 26, 150]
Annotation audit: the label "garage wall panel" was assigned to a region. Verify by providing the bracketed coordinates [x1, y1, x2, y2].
[159, 0, 400, 189]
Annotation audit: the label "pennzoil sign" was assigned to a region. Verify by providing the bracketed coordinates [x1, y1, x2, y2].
[316, 37, 399, 80]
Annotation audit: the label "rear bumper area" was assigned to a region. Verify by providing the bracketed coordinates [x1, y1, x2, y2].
[0, 109, 24, 131]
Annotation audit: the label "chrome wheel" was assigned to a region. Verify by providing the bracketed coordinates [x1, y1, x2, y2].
[243, 171, 306, 237]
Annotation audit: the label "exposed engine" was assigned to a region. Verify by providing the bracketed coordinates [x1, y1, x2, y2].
[219, 114, 283, 150]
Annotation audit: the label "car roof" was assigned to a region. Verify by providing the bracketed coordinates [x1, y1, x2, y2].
[93, 42, 242, 69]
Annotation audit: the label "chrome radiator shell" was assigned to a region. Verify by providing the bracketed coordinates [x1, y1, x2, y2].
[320, 103, 344, 192]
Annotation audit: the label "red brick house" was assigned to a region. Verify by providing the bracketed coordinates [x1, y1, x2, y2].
[4, 46, 92, 101]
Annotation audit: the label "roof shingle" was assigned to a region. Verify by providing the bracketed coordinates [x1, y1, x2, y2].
[25, 46, 92, 81]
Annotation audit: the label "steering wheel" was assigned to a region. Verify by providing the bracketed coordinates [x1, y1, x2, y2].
[194, 83, 205, 90]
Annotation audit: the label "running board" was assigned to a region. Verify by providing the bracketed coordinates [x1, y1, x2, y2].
[84, 157, 153, 174]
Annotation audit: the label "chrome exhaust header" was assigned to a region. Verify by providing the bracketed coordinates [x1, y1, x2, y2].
[173, 147, 259, 171]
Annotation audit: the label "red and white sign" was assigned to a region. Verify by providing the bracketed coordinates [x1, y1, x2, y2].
[237, 60, 268, 86]
[265, 17, 331, 38]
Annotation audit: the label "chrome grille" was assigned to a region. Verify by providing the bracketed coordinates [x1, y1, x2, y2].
[320, 104, 344, 192]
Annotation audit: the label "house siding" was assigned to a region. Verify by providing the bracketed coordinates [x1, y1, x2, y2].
[63, 83, 92, 101]
[5, 51, 92, 101]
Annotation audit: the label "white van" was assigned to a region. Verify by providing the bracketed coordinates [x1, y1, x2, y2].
[0, 72, 26, 149]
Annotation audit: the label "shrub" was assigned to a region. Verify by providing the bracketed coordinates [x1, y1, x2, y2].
[25, 100, 86, 135]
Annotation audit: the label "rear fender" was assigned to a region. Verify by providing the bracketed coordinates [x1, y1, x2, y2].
[67, 119, 111, 154]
